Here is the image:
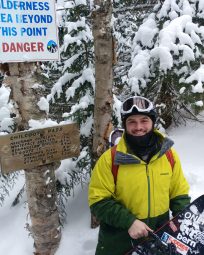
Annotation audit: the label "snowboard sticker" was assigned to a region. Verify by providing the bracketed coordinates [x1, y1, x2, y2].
[160, 232, 190, 255]
[127, 195, 204, 255]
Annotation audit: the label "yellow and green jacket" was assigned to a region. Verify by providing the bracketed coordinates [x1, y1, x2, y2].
[88, 130, 190, 255]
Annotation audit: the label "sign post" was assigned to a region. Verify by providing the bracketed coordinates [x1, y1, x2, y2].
[0, 123, 80, 254]
[0, 0, 59, 62]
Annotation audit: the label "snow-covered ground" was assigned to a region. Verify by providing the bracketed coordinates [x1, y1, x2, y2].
[0, 119, 204, 255]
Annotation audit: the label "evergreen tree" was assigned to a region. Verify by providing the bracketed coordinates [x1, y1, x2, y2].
[113, 5, 138, 100]
[112, 0, 160, 127]
[0, 82, 18, 205]
[128, 0, 204, 128]
[113, 0, 157, 100]
[43, 0, 94, 220]
[0, 1, 94, 216]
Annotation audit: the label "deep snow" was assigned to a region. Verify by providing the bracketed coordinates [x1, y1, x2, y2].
[0, 119, 204, 255]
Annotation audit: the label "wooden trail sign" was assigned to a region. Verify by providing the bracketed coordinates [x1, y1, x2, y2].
[0, 123, 80, 174]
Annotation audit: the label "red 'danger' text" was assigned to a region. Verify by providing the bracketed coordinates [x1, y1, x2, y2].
[2, 42, 44, 52]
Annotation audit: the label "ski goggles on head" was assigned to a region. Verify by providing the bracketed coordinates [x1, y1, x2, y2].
[121, 96, 154, 114]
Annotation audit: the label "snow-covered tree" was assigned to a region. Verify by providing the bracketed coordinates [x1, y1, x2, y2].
[0, 81, 18, 206]
[113, 1, 157, 101]
[128, 0, 204, 128]
[42, 0, 94, 218]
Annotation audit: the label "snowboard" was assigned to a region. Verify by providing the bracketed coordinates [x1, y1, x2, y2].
[126, 194, 204, 255]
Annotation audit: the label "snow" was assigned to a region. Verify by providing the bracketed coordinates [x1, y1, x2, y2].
[128, 50, 151, 91]
[150, 15, 196, 71]
[133, 17, 158, 48]
[0, 85, 15, 133]
[185, 65, 204, 93]
[65, 68, 95, 101]
[0, 119, 204, 255]
[1, 0, 204, 253]
[128, 0, 204, 104]
[37, 97, 50, 114]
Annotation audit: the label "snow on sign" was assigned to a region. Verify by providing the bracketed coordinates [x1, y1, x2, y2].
[0, 0, 59, 62]
[0, 123, 80, 174]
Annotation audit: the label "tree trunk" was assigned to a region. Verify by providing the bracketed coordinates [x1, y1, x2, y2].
[25, 163, 60, 255]
[92, 0, 113, 159]
[2, 63, 61, 255]
[91, 0, 113, 228]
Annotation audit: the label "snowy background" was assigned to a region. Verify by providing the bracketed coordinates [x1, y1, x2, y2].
[0, 118, 204, 255]
[1, 0, 204, 254]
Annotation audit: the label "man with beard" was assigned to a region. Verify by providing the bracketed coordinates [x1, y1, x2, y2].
[88, 96, 190, 255]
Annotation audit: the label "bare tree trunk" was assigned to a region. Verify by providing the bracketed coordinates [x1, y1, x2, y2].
[25, 164, 60, 255]
[91, 0, 113, 228]
[92, 0, 113, 159]
[2, 63, 61, 255]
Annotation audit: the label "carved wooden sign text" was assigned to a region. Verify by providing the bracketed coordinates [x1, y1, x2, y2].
[0, 123, 80, 173]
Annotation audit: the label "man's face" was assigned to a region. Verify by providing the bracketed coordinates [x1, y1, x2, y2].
[125, 114, 153, 136]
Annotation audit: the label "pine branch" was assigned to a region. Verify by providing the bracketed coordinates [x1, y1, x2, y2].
[113, 3, 158, 14]
[168, 84, 203, 122]
[12, 184, 25, 207]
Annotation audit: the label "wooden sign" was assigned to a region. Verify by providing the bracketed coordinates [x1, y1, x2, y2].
[0, 123, 80, 174]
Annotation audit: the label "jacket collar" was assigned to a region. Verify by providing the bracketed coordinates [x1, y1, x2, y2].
[114, 129, 174, 165]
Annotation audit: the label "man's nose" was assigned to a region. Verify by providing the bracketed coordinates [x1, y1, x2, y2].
[134, 122, 142, 130]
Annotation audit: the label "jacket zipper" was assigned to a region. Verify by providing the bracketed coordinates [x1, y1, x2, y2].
[146, 165, 150, 225]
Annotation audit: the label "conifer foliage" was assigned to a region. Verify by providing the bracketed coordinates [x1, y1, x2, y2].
[128, 0, 204, 127]
[43, 0, 94, 219]
[113, 0, 158, 99]
[0, 82, 17, 206]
